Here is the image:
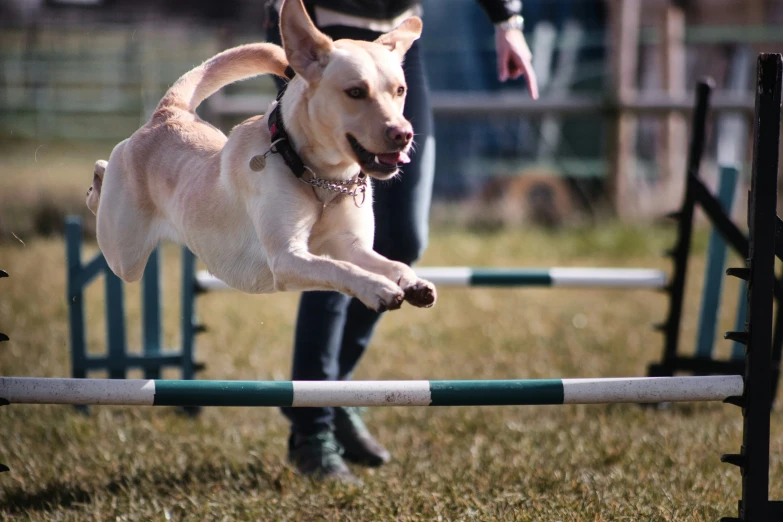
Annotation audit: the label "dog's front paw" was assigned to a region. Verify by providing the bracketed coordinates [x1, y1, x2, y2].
[358, 280, 405, 313]
[403, 278, 437, 308]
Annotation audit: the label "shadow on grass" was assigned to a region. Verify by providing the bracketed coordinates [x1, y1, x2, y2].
[0, 459, 285, 514]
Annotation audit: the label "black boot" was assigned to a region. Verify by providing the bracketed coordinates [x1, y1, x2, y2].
[287, 429, 360, 484]
[333, 407, 391, 467]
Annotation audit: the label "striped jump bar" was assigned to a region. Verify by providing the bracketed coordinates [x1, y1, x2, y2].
[0, 376, 742, 407]
[196, 267, 667, 291]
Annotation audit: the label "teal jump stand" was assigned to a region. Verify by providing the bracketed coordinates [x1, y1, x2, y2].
[65, 217, 204, 412]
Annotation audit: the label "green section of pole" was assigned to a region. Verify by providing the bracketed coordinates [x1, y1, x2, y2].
[429, 380, 564, 406]
[470, 269, 552, 287]
[153, 380, 294, 407]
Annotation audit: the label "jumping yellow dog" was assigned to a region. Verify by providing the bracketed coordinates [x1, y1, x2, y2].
[87, 0, 436, 312]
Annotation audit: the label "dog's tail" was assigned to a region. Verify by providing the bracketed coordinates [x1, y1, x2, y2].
[86, 160, 107, 216]
[158, 43, 289, 113]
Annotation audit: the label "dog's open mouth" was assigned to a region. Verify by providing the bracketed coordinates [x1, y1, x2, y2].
[347, 134, 410, 177]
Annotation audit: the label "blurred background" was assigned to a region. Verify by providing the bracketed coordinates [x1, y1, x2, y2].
[1, 0, 782, 240]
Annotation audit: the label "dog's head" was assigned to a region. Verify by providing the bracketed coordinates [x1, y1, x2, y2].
[279, 0, 422, 180]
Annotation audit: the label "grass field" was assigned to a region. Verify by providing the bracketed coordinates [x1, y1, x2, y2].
[1, 141, 782, 521]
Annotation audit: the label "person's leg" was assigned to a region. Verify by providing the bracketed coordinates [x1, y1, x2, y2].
[280, 291, 351, 434]
[283, 291, 361, 483]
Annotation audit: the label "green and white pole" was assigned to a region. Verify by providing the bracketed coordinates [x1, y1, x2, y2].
[0, 376, 742, 407]
[195, 267, 667, 291]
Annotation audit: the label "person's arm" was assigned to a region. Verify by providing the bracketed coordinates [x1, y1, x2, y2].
[476, 0, 538, 98]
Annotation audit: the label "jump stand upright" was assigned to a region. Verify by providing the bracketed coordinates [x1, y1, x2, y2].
[718, 52, 783, 522]
[0, 268, 8, 474]
[65, 219, 204, 383]
[647, 77, 783, 402]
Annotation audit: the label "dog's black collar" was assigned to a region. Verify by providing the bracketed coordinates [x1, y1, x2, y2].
[267, 67, 307, 178]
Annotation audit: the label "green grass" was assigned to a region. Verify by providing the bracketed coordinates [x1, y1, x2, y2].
[1, 218, 779, 521]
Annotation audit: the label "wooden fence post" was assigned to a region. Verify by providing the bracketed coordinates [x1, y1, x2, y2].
[659, 1, 687, 212]
[607, 0, 641, 220]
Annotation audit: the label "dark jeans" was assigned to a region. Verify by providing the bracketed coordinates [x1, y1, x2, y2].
[266, 17, 435, 435]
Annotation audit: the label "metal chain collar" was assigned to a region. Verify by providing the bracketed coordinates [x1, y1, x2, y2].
[263, 138, 369, 207]
[299, 168, 368, 207]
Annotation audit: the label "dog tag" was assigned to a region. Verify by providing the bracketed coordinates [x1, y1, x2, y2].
[249, 155, 266, 171]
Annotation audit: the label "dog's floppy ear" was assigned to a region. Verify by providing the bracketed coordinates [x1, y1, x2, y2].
[374, 17, 423, 58]
[279, 0, 334, 83]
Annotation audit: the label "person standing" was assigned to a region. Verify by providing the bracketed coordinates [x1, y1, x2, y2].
[265, 0, 539, 482]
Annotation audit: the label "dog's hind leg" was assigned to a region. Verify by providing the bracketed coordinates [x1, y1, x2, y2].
[97, 210, 159, 283]
[86, 160, 106, 216]
[95, 161, 159, 283]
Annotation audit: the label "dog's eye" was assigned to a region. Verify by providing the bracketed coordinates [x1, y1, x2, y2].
[396, 86, 406, 96]
[345, 87, 366, 99]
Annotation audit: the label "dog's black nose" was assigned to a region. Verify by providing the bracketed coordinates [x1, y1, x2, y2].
[386, 124, 413, 147]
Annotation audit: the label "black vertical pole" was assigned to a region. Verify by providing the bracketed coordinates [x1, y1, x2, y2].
[653, 79, 714, 376]
[742, 52, 781, 522]
[65, 217, 87, 380]
[179, 247, 202, 416]
[104, 270, 127, 379]
[0, 269, 7, 346]
[141, 247, 162, 379]
[181, 247, 196, 381]
[769, 271, 783, 400]
[0, 268, 7, 471]
[725, 53, 782, 522]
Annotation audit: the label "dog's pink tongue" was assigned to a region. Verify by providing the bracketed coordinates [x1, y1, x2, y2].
[376, 151, 411, 165]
